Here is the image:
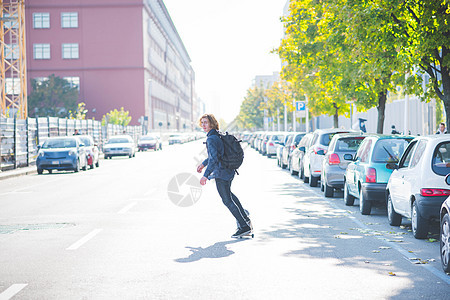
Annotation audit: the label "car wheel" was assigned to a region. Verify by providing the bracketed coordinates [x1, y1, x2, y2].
[387, 193, 402, 226]
[48, 169, 53, 174]
[324, 182, 334, 198]
[412, 200, 428, 239]
[359, 187, 371, 215]
[441, 213, 450, 273]
[299, 166, 304, 180]
[344, 181, 354, 206]
[74, 159, 80, 173]
[104, 155, 108, 159]
[310, 175, 318, 187]
[304, 175, 309, 184]
[281, 157, 287, 169]
[37, 168, 43, 175]
[289, 160, 298, 176]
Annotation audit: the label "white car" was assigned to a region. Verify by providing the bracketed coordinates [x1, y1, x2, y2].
[265, 132, 289, 158]
[386, 135, 450, 239]
[303, 128, 355, 187]
[103, 135, 136, 159]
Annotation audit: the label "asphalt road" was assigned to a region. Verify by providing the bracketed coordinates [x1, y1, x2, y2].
[0, 139, 449, 299]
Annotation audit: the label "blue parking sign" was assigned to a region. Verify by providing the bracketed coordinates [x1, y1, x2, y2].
[296, 101, 306, 111]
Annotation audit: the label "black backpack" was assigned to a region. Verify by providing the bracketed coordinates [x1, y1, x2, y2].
[217, 131, 244, 170]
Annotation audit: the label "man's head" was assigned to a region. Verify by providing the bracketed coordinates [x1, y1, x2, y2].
[440, 122, 446, 131]
[199, 114, 219, 133]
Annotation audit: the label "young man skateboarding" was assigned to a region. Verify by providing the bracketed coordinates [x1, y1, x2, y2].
[196, 113, 252, 238]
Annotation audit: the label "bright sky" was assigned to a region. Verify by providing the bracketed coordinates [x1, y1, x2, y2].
[163, 0, 287, 123]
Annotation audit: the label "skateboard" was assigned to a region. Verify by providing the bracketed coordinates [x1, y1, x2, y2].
[238, 232, 254, 239]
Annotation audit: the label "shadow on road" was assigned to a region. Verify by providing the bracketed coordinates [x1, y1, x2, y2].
[174, 239, 246, 263]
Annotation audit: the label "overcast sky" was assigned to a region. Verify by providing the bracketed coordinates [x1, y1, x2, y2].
[163, 0, 287, 123]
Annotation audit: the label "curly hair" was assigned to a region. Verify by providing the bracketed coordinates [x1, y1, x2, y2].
[199, 113, 219, 130]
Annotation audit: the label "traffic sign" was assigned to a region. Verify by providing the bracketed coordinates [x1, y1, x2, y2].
[296, 101, 306, 111]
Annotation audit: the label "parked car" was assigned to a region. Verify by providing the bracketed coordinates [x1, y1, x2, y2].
[78, 135, 100, 169]
[441, 174, 450, 273]
[289, 133, 311, 176]
[168, 133, 185, 145]
[344, 134, 413, 215]
[103, 135, 136, 159]
[36, 136, 87, 174]
[138, 135, 162, 151]
[277, 133, 293, 167]
[320, 133, 366, 197]
[281, 133, 304, 169]
[303, 128, 355, 187]
[265, 132, 288, 158]
[386, 135, 450, 238]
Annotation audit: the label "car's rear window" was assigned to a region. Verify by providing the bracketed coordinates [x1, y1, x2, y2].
[108, 138, 131, 144]
[432, 141, 450, 176]
[79, 137, 92, 146]
[141, 136, 155, 141]
[294, 133, 306, 144]
[372, 139, 410, 163]
[272, 135, 284, 142]
[320, 132, 349, 146]
[335, 137, 365, 152]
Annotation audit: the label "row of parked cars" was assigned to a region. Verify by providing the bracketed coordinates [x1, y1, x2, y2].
[241, 129, 450, 273]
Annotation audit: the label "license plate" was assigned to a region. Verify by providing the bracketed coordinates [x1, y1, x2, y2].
[51, 161, 59, 165]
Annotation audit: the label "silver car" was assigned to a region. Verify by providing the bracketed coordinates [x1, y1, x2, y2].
[103, 135, 136, 159]
[320, 133, 366, 197]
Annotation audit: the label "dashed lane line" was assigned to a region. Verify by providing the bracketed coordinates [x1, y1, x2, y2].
[117, 202, 137, 214]
[0, 284, 28, 300]
[66, 229, 103, 250]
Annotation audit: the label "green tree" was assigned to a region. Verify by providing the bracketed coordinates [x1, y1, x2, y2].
[28, 74, 78, 118]
[69, 102, 88, 120]
[102, 107, 132, 126]
[236, 86, 265, 130]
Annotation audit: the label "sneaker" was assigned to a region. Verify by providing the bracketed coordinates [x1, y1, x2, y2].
[231, 225, 252, 238]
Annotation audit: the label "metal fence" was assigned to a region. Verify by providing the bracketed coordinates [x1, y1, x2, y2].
[0, 117, 143, 171]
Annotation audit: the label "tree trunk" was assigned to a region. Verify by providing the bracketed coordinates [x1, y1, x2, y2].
[333, 102, 339, 128]
[376, 90, 387, 134]
[441, 62, 450, 132]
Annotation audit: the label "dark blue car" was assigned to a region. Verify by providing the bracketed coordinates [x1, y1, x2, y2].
[36, 137, 87, 174]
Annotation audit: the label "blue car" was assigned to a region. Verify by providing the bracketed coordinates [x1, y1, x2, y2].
[343, 134, 413, 215]
[36, 136, 87, 174]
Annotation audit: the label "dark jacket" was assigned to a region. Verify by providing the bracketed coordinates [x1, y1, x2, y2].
[202, 129, 235, 181]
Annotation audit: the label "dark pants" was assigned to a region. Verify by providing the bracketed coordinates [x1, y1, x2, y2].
[215, 178, 250, 229]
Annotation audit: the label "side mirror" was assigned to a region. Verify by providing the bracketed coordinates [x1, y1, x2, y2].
[446, 174, 450, 185]
[79, 143, 85, 147]
[317, 149, 325, 155]
[386, 163, 399, 170]
[37, 145, 41, 150]
[343, 154, 354, 161]
[298, 146, 306, 152]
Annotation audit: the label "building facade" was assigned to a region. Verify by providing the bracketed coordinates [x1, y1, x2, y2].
[25, 0, 195, 130]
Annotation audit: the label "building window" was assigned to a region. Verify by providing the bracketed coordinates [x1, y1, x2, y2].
[5, 78, 21, 95]
[62, 43, 79, 59]
[33, 13, 50, 28]
[4, 44, 19, 60]
[33, 44, 50, 59]
[63, 77, 80, 90]
[61, 12, 78, 28]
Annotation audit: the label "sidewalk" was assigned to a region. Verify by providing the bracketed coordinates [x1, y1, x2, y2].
[0, 165, 37, 181]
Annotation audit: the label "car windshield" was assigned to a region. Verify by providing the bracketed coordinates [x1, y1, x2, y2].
[79, 137, 92, 146]
[320, 132, 349, 146]
[372, 139, 410, 163]
[141, 136, 155, 141]
[432, 142, 450, 176]
[42, 138, 76, 149]
[335, 137, 365, 152]
[294, 134, 306, 144]
[108, 138, 130, 144]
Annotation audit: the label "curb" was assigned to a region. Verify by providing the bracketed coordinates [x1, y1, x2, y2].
[0, 167, 37, 181]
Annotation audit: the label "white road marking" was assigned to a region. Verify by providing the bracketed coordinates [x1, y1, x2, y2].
[117, 202, 137, 214]
[0, 284, 28, 300]
[66, 229, 103, 250]
[144, 187, 157, 196]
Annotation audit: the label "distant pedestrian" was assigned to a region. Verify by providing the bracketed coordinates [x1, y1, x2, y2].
[391, 125, 400, 135]
[196, 113, 252, 238]
[73, 129, 81, 135]
[436, 122, 447, 134]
